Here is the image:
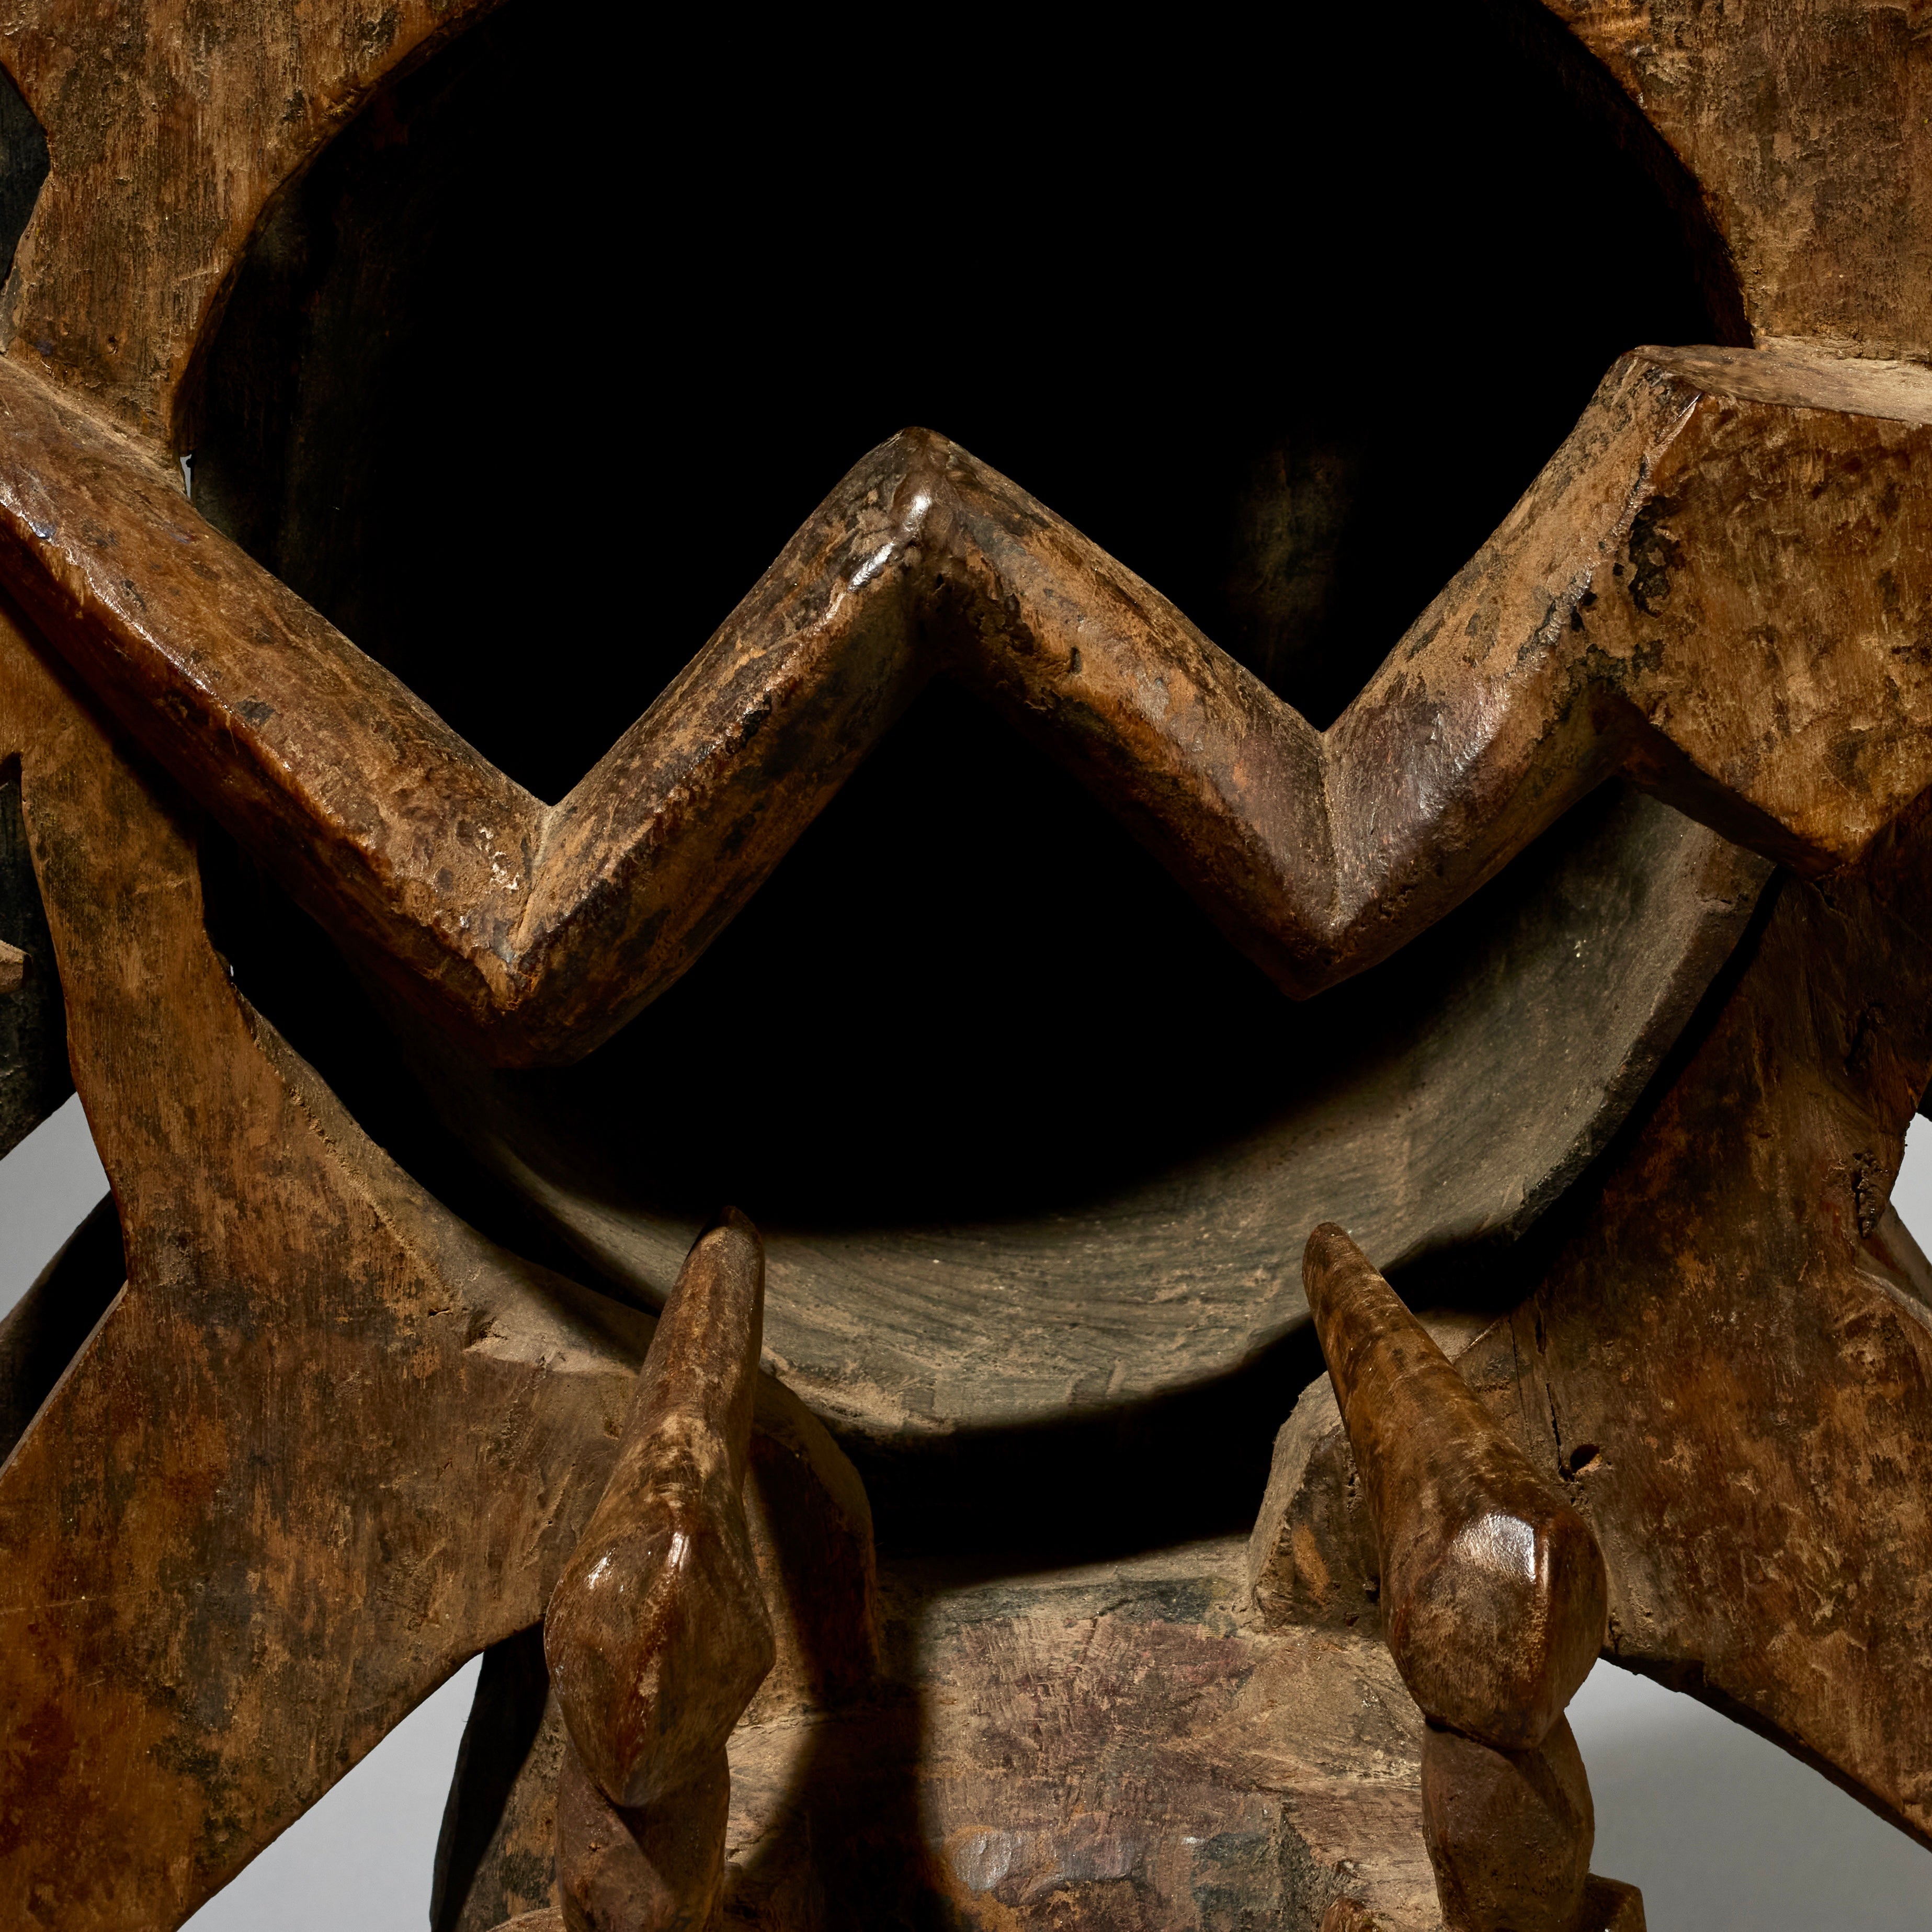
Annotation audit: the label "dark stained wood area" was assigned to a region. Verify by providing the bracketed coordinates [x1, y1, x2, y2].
[1251, 792, 1932, 1851]
[0, 3, 1927, 1927]
[0, 611, 870, 1929]
[0, 344, 1924, 1067]
[1303, 1224, 1606, 1755]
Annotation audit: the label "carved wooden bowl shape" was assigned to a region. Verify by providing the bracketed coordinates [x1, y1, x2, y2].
[0, 5, 1927, 1928]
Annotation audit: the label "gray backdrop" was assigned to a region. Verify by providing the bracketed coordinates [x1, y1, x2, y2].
[3, 1092, 1928, 1929]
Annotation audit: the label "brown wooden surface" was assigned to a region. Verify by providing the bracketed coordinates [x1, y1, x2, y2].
[0, 0, 1914, 1075]
[446, 1541, 1454, 1932]
[545, 1213, 772, 1813]
[1253, 798, 1932, 1846]
[392, 777, 1763, 1441]
[1304, 1226, 1606, 1753]
[0, 3, 1926, 1920]
[0, 3, 1917, 468]
[1458, 795, 1932, 1848]
[0, 762, 67, 1154]
[545, 1212, 775, 1929]
[437, 1403, 878, 1931]
[1547, 2, 1932, 362]
[0, 602, 626, 1928]
[1420, 1719, 1593, 1932]
[0, 608, 869, 1928]
[0, 0, 503, 440]
[442, 1540, 1647, 1929]
[1248, 1313, 1488, 1635]
[0, 343, 1920, 1068]
[433, 1630, 568, 1932]
[554, 1741, 663, 1932]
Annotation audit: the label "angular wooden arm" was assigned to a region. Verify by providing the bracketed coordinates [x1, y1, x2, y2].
[0, 342, 1925, 1065]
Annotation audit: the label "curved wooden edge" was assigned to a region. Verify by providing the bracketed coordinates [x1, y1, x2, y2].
[1545, 0, 1932, 362]
[1302, 1223, 1607, 1752]
[0, 0, 509, 440]
[0, 343, 1926, 1065]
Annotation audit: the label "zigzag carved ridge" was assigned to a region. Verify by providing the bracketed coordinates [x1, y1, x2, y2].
[0, 341, 1927, 1066]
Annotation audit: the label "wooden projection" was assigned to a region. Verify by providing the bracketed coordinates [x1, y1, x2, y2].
[0, 4, 1927, 1928]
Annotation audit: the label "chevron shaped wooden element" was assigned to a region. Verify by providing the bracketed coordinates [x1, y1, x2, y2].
[0, 607, 866, 1931]
[0, 340, 1925, 1066]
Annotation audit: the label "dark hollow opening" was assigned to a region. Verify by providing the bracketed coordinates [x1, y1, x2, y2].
[192, 3, 1744, 1555]
[0, 64, 48, 293]
[189, 0, 1738, 799]
[191, 0, 1741, 1227]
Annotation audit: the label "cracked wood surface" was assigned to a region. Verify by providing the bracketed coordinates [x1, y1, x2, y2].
[1249, 794, 1932, 1846]
[0, 342, 1923, 1065]
[1548, 0, 1932, 363]
[442, 1542, 1454, 1932]
[0, 608, 868, 1931]
[1461, 790, 1932, 1850]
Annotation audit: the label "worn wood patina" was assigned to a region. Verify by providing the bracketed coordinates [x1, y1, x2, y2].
[0, 3, 1927, 1929]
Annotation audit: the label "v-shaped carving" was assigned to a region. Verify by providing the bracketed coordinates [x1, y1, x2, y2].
[0, 340, 1926, 1064]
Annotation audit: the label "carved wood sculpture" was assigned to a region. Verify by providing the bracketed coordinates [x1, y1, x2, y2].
[544, 1211, 776, 1930]
[0, 4, 1928, 1930]
[1302, 1224, 1636, 1932]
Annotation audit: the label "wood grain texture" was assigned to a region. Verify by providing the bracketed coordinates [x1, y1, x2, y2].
[1456, 793, 1932, 1848]
[1248, 1314, 1489, 1635]
[1253, 795, 1932, 1845]
[1303, 1227, 1607, 1754]
[0, 0, 504, 439]
[554, 1741, 665, 1932]
[0, 5, 1923, 1913]
[546, 1213, 773, 1813]
[1420, 1719, 1593, 1932]
[0, 343, 1919, 1067]
[395, 779, 1763, 1440]
[0, 609, 870, 1930]
[436, 1380, 879, 1932]
[0, 763, 66, 1154]
[433, 1630, 567, 1932]
[1546, 1, 1932, 361]
[445, 1541, 1458, 1932]
[544, 1213, 775, 1930]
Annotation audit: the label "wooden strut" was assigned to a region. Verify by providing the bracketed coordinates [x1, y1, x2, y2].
[0, 5, 1922, 1927]
[0, 340, 1924, 1064]
[1304, 1224, 1636, 1932]
[0, 599, 882, 1929]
